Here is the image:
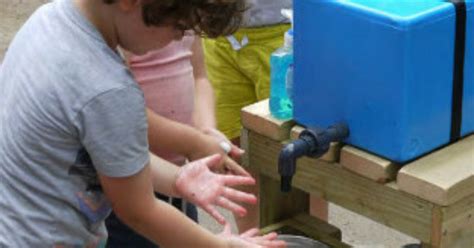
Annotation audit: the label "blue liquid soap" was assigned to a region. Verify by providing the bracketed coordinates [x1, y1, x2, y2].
[270, 29, 294, 120]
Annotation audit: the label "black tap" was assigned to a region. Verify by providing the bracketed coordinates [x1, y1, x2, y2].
[278, 123, 349, 192]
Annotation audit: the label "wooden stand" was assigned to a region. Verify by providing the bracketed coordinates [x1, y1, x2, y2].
[241, 99, 474, 248]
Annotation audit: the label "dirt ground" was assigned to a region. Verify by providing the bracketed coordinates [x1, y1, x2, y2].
[0, 0, 50, 62]
[1, 1, 419, 247]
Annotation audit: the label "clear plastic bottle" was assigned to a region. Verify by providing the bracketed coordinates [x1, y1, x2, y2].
[286, 61, 294, 104]
[270, 29, 294, 120]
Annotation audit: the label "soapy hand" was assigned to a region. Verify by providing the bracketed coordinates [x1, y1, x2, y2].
[174, 154, 257, 224]
[219, 223, 287, 248]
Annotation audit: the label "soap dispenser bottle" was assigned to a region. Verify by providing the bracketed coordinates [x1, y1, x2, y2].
[269, 9, 294, 120]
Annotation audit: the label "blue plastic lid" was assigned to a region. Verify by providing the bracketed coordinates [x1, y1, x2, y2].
[338, 0, 454, 29]
[348, 0, 447, 17]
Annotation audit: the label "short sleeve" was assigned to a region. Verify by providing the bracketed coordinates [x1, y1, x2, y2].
[74, 86, 150, 177]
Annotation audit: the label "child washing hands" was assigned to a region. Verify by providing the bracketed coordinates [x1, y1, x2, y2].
[0, 0, 285, 247]
[107, 36, 250, 247]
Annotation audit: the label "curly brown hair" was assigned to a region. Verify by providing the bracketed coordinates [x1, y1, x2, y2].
[103, 0, 246, 38]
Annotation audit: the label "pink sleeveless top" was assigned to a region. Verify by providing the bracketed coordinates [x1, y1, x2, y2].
[128, 36, 195, 165]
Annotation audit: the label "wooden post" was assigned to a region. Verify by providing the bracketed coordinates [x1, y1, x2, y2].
[259, 174, 309, 227]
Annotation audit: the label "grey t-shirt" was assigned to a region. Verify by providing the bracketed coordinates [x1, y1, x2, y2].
[0, 0, 149, 246]
[242, 0, 292, 27]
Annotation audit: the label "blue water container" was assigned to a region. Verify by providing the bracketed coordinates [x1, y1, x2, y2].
[293, 0, 474, 163]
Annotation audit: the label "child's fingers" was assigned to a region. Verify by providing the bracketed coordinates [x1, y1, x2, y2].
[203, 205, 226, 225]
[253, 239, 287, 248]
[223, 158, 250, 176]
[250, 233, 286, 247]
[216, 196, 247, 217]
[222, 187, 257, 205]
[240, 228, 260, 238]
[202, 154, 224, 170]
[229, 145, 245, 160]
[221, 174, 255, 186]
[259, 232, 278, 240]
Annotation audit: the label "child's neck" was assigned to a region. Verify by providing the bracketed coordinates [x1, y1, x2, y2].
[73, 0, 118, 50]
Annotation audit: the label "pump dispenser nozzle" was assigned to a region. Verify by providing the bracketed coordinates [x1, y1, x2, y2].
[281, 9, 293, 28]
[281, 9, 294, 47]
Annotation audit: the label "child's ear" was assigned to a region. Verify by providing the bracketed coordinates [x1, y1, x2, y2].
[117, 0, 140, 12]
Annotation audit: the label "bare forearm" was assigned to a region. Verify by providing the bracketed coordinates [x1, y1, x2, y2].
[191, 38, 216, 129]
[100, 165, 227, 248]
[146, 108, 207, 159]
[148, 152, 180, 197]
[122, 199, 226, 248]
[193, 78, 216, 129]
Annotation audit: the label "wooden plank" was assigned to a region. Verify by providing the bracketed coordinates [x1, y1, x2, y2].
[291, 213, 342, 240]
[241, 99, 295, 141]
[290, 125, 342, 163]
[290, 125, 305, 140]
[249, 131, 435, 243]
[240, 128, 250, 169]
[397, 135, 474, 206]
[439, 193, 474, 247]
[430, 207, 443, 247]
[287, 214, 350, 248]
[259, 222, 287, 235]
[259, 175, 309, 227]
[340, 146, 400, 184]
[309, 193, 329, 221]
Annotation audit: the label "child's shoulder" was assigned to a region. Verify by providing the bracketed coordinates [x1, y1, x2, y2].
[8, 0, 133, 89]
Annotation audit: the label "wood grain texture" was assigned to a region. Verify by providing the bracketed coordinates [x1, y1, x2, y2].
[340, 146, 400, 184]
[397, 135, 474, 206]
[241, 99, 295, 141]
[249, 131, 435, 243]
